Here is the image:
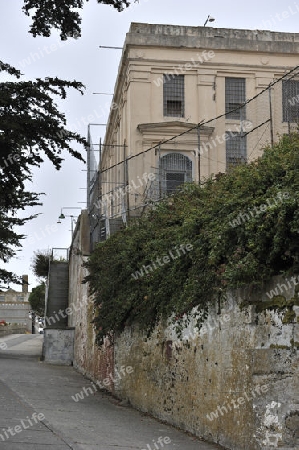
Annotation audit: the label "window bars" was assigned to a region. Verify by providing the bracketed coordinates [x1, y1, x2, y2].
[226, 132, 247, 169]
[163, 74, 185, 117]
[160, 153, 192, 194]
[225, 77, 246, 120]
[282, 79, 299, 123]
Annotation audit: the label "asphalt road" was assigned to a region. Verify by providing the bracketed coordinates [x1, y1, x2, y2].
[0, 334, 225, 450]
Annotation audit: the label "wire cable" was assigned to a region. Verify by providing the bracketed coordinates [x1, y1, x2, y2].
[95, 65, 299, 177]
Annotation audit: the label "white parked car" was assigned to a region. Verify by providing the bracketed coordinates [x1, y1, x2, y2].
[36, 324, 44, 334]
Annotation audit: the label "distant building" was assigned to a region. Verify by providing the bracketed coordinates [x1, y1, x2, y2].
[0, 275, 30, 326]
[87, 23, 299, 245]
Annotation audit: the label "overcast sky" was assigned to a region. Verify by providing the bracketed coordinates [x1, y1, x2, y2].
[1, 0, 298, 291]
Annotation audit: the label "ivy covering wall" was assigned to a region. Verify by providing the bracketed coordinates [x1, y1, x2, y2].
[85, 134, 299, 345]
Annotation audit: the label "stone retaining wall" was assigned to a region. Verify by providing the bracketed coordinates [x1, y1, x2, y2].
[112, 279, 299, 450]
[0, 325, 28, 337]
[68, 222, 299, 449]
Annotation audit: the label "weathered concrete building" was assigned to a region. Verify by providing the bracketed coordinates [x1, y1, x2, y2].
[64, 24, 299, 450]
[88, 23, 299, 243]
[0, 275, 30, 329]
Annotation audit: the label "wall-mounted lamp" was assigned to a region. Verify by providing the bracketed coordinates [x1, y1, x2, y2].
[57, 207, 82, 238]
[204, 15, 215, 27]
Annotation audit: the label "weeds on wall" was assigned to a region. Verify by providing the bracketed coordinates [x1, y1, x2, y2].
[84, 134, 299, 345]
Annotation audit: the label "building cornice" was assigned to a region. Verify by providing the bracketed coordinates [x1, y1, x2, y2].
[128, 23, 299, 54]
[103, 23, 299, 151]
[138, 121, 214, 136]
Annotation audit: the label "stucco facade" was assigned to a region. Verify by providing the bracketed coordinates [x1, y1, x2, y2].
[0, 275, 29, 303]
[90, 24, 299, 228]
[0, 275, 30, 327]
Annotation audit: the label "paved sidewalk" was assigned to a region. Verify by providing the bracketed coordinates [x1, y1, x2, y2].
[0, 335, 225, 450]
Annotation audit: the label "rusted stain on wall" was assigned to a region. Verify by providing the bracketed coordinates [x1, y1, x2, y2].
[68, 214, 114, 392]
[112, 281, 299, 450]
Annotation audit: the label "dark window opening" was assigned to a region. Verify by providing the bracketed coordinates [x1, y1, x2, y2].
[282, 79, 299, 123]
[166, 172, 185, 193]
[163, 75, 184, 117]
[225, 78, 246, 120]
[166, 100, 183, 117]
[160, 153, 192, 195]
[226, 133, 247, 169]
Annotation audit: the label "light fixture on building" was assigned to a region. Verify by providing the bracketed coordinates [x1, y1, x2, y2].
[58, 207, 81, 221]
[57, 207, 82, 237]
[57, 214, 78, 235]
[203, 15, 215, 27]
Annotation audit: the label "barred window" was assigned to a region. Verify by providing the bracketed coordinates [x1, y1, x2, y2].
[225, 78, 246, 120]
[166, 172, 185, 193]
[282, 79, 299, 123]
[226, 133, 247, 169]
[160, 153, 192, 194]
[0, 295, 4, 302]
[163, 75, 184, 117]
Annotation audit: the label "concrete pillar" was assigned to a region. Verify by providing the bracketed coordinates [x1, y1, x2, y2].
[22, 275, 28, 294]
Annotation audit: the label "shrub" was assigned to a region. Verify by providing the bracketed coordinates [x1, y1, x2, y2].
[85, 134, 299, 345]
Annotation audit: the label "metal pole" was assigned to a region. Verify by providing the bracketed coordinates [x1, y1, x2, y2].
[98, 138, 102, 244]
[197, 125, 201, 183]
[86, 124, 107, 211]
[124, 140, 129, 224]
[32, 311, 35, 334]
[158, 145, 161, 198]
[125, 141, 130, 222]
[70, 216, 74, 237]
[98, 137, 102, 214]
[87, 125, 91, 211]
[268, 88, 274, 147]
[99, 138, 102, 165]
[99, 46, 122, 49]
[98, 137, 102, 215]
[240, 108, 246, 163]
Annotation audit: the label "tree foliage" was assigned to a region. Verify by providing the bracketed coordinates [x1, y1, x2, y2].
[0, 62, 86, 287]
[85, 134, 299, 345]
[0, 0, 138, 287]
[31, 249, 52, 280]
[29, 282, 46, 316]
[23, 0, 138, 39]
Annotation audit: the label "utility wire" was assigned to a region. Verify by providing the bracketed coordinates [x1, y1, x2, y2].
[96, 64, 299, 176]
[247, 122, 271, 162]
[242, 119, 271, 138]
